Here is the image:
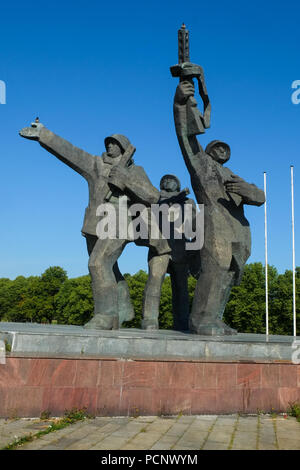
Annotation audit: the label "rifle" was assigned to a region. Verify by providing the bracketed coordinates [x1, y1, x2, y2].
[170, 24, 211, 136]
[105, 144, 136, 201]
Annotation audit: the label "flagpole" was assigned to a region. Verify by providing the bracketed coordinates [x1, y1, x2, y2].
[291, 166, 296, 337]
[264, 172, 269, 336]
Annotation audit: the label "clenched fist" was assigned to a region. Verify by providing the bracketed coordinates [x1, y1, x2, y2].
[174, 80, 195, 105]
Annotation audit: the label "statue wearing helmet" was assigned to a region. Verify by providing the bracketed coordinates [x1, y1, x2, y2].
[19, 122, 168, 330]
[173, 80, 265, 336]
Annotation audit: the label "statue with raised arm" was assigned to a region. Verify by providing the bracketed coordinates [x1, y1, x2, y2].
[19, 119, 164, 330]
[172, 26, 265, 335]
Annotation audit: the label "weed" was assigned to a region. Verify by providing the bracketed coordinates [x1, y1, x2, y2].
[287, 402, 300, 422]
[40, 410, 51, 420]
[1, 407, 94, 450]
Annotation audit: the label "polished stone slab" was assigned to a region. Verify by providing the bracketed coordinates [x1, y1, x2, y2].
[0, 322, 298, 361]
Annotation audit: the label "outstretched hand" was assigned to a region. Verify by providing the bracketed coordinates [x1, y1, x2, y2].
[174, 80, 195, 105]
[19, 121, 45, 141]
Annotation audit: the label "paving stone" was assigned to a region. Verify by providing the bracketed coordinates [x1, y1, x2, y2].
[39, 444, 62, 450]
[143, 421, 173, 434]
[277, 438, 300, 450]
[17, 438, 52, 450]
[0, 414, 299, 451]
[215, 415, 238, 426]
[65, 431, 110, 449]
[48, 437, 81, 448]
[65, 436, 105, 450]
[162, 423, 190, 437]
[237, 417, 259, 431]
[111, 421, 149, 438]
[172, 445, 200, 450]
[188, 420, 217, 433]
[175, 431, 208, 449]
[259, 415, 274, 423]
[258, 433, 277, 448]
[134, 416, 157, 423]
[202, 440, 229, 450]
[203, 428, 233, 445]
[106, 417, 132, 425]
[90, 436, 130, 450]
[258, 441, 278, 450]
[196, 415, 218, 419]
[176, 416, 195, 424]
[119, 442, 149, 450]
[121, 432, 162, 450]
[231, 431, 257, 450]
[151, 435, 179, 450]
[91, 421, 122, 434]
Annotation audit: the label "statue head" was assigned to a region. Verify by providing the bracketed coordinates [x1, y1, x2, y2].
[205, 140, 231, 164]
[104, 134, 130, 158]
[160, 174, 181, 192]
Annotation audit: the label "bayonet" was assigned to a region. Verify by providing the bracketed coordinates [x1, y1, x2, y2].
[171, 24, 211, 135]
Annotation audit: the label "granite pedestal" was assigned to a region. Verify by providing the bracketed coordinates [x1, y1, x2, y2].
[0, 322, 299, 417]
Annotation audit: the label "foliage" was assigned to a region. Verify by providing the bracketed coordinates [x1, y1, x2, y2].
[54, 275, 93, 325]
[0, 263, 299, 335]
[224, 262, 300, 335]
[123, 270, 148, 328]
[0, 267, 67, 323]
[2, 408, 93, 450]
[287, 402, 300, 422]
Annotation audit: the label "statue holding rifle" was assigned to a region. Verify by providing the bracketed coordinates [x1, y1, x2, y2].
[172, 24, 265, 335]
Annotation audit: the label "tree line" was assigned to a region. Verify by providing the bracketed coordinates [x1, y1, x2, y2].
[0, 263, 299, 335]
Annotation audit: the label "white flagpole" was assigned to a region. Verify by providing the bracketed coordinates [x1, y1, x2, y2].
[291, 166, 296, 337]
[264, 172, 269, 336]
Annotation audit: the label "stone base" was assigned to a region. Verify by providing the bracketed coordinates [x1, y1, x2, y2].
[0, 322, 299, 417]
[0, 322, 298, 361]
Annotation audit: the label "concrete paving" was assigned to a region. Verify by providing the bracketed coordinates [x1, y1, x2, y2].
[0, 414, 299, 450]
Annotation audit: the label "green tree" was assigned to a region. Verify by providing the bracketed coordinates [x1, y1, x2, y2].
[0, 278, 13, 320]
[158, 276, 173, 329]
[270, 268, 300, 335]
[123, 270, 173, 329]
[123, 270, 148, 328]
[54, 275, 93, 325]
[2, 267, 67, 323]
[224, 263, 277, 334]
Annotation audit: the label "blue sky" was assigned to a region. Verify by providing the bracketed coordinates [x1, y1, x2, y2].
[0, 0, 299, 279]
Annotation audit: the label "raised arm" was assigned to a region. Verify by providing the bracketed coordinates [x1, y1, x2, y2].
[19, 121, 96, 180]
[173, 81, 207, 177]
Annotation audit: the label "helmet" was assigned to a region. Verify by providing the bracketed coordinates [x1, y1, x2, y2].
[160, 174, 181, 191]
[205, 140, 231, 163]
[104, 134, 131, 153]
